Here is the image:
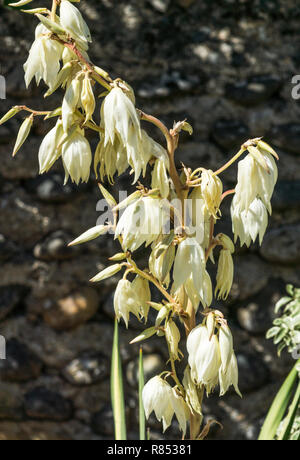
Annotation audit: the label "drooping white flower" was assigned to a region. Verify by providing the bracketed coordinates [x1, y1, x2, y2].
[131, 276, 151, 322]
[187, 324, 221, 394]
[24, 23, 63, 89]
[218, 324, 234, 372]
[60, 0, 91, 50]
[38, 119, 64, 173]
[187, 321, 241, 397]
[200, 169, 223, 219]
[101, 86, 141, 147]
[183, 366, 203, 416]
[115, 196, 169, 251]
[231, 196, 269, 247]
[235, 151, 278, 214]
[62, 131, 92, 184]
[219, 352, 241, 398]
[149, 239, 174, 286]
[142, 376, 189, 434]
[94, 137, 128, 183]
[173, 237, 205, 295]
[114, 279, 141, 328]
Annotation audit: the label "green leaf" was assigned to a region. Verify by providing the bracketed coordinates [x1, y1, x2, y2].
[274, 328, 288, 345]
[286, 284, 295, 297]
[266, 327, 280, 340]
[111, 318, 127, 440]
[278, 381, 300, 440]
[275, 297, 291, 314]
[139, 347, 146, 441]
[258, 361, 299, 440]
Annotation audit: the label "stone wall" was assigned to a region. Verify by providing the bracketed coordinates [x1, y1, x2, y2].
[0, 0, 299, 440]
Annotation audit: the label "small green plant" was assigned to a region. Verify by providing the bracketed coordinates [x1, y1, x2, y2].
[259, 285, 300, 441]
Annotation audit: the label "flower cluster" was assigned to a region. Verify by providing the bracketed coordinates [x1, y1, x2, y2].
[1, 0, 280, 440]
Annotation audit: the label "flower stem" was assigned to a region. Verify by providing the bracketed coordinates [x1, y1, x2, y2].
[51, 0, 58, 22]
[213, 147, 246, 176]
[139, 111, 185, 204]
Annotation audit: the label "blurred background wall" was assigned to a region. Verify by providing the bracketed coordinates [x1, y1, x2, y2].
[0, 0, 299, 440]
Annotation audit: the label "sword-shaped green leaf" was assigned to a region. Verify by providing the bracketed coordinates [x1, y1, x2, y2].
[258, 360, 299, 440]
[111, 318, 127, 440]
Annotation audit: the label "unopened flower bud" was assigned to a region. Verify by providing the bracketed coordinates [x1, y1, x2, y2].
[165, 320, 181, 360]
[13, 116, 33, 157]
[130, 326, 157, 344]
[69, 224, 108, 246]
[81, 74, 95, 123]
[215, 249, 234, 300]
[151, 159, 170, 199]
[62, 76, 82, 132]
[90, 264, 122, 283]
[0, 107, 21, 126]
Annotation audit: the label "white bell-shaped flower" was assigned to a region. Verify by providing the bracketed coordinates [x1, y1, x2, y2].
[173, 237, 205, 295]
[235, 151, 278, 213]
[142, 376, 189, 434]
[219, 352, 241, 398]
[231, 196, 268, 247]
[62, 131, 92, 184]
[24, 24, 63, 89]
[218, 324, 241, 397]
[94, 137, 128, 183]
[115, 196, 169, 251]
[102, 86, 141, 147]
[132, 276, 151, 322]
[38, 119, 64, 174]
[60, 0, 91, 50]
[187, 325, 221, 393]
[114, 279, 141, 328]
